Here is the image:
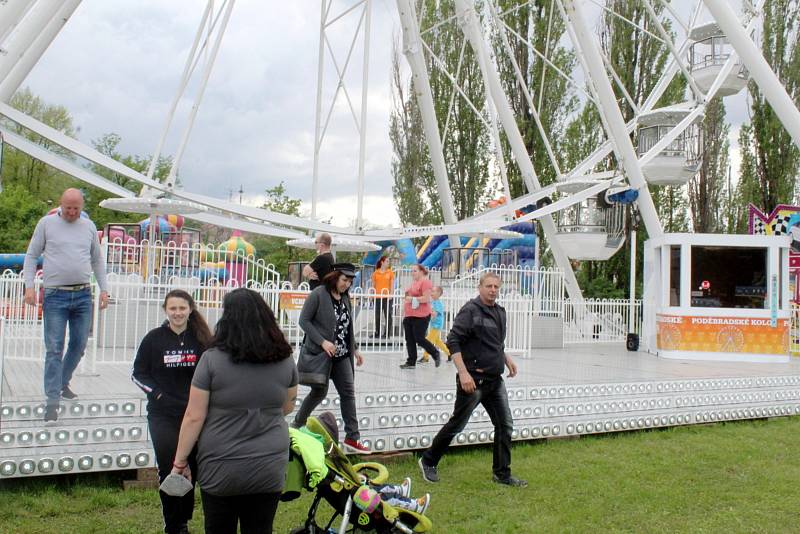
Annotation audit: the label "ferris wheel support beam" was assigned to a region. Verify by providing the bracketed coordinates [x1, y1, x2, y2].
[0, 0, 80, 103]
[395, 0, 461, 248]
[0, 1, 61, 81]
[703, 0, 800, 150]
[355, 0, 372, 232]
[560, 0, 663, 239]
[0, 0, 35, 44]
[143, 1, 214, 185]
[453, 0, 584, 302]
[163, 0, 235, 190]
[311, 0, 328, 220]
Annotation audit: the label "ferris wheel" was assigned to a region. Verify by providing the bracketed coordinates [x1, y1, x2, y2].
[0, 0, 798, 303]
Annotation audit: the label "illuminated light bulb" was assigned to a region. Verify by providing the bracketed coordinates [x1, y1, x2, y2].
[38, 459, 54, 473]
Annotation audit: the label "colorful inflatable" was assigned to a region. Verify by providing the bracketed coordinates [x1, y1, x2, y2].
[219, 231, 256, 286]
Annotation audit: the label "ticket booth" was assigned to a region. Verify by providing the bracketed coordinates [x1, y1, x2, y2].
[642, 233, 792, 362]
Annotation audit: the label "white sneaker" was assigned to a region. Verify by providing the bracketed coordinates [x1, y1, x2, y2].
[413, 493, 430, 515]
[400, 477, 412, 498]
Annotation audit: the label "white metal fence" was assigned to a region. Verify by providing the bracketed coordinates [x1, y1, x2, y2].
[0, 271, 45, 364]
[792, 303, 800, 356]
[106, 239, 281, 288]
[449, 265, 564, 313]
[0, 254, 648, 371]
[563, 298, 642, 344]
[95, 273, 286, 364]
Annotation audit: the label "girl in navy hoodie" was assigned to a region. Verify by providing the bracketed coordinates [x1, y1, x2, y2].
[132, 289, 213, 534]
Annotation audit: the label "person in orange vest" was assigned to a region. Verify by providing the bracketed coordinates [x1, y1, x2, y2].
[371, 256, 395, 338]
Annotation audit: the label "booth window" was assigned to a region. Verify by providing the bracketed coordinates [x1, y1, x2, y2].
[690, 246, 767, 308]
[669, 246, 680, 306]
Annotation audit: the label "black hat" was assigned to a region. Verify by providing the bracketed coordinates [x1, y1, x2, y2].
[332, 262, 357, 278]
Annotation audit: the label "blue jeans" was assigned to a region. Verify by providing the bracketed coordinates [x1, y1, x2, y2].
[42, 287, 93, 404]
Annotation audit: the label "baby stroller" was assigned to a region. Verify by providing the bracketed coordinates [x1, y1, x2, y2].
[283, 414, 433, 534]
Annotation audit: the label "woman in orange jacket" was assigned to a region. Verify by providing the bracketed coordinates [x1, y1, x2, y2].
[371, 257, 395, 337]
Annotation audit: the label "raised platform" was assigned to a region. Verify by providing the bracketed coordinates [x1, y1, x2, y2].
[3, 345, 800, 478]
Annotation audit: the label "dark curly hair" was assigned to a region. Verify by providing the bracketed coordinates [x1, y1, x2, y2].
[211, 288, 293, 364]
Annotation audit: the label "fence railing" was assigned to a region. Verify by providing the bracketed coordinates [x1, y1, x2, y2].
[0, 263, 650, 371]
[792, 304, 800, 356]
[449, 265, 564, 314]
[0, 271, 46, 365]
[105, 239, 282, 288]
[0, 316, 5, 405]
[267, 284, 563, 354]
[564, 298, 642, 344]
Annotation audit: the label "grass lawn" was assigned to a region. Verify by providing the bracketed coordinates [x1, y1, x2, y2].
[2, 416, 800, 533]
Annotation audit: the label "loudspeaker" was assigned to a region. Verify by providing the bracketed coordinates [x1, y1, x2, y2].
[626, 333, 639, 352]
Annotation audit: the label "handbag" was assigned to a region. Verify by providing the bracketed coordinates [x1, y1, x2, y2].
[297, 344, 332, 386]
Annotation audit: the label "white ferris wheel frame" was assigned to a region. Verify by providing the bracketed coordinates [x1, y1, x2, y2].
[0, 0, 798, 301]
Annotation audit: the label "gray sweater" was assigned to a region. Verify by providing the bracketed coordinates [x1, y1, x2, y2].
[299, 286, 356, 357]
[23, 214, 108, 292]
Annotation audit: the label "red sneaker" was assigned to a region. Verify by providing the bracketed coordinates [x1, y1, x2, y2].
[343, 438, 371, 455]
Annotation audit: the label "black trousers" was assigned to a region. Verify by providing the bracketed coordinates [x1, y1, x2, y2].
[294, 357, 360, 440]
[374, 298, 393, 336]
[421, 374, 513, 479]
[148, 412, 198, 534]
[200, 490, 281, 534]
[403, 315, 439, 365]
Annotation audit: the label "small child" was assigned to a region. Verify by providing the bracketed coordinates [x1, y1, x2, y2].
[364, 477, 431, 515]
[421, 286, 451, 363]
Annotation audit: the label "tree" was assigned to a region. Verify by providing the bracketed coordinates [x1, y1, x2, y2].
[689, 96, 729, 232]
[735, 0, 800, 223]
[389, 35, 438, 226]
[245, 182, 313, 276]
[1, 87, 78, 197]
[0, 184, 47, 253]
[91, 133, 173, 190]
[565, 0, 687, 297]
[390, 1, 492, 226]
[494, 0, 578, 192]
[86, 132, 180, 229]
[89, 132, 176, 228]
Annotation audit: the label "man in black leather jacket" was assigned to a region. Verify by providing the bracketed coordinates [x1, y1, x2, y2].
[418, 272, 527, 487]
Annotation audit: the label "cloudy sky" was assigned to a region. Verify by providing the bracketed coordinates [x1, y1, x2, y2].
[26, 0, 402, 226]
[23, 0, 753, 228]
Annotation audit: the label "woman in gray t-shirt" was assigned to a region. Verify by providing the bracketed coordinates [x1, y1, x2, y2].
[171, 288, 298, 534]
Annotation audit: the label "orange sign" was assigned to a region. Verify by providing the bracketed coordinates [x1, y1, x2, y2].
[279, 292, 308, 311]
[656, 314, 789, 355]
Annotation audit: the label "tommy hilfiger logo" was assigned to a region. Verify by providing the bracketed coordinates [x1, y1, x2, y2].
[163, 350, 198, 367]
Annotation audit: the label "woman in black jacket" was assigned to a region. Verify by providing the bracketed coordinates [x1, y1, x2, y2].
[294, 263, 370, 454]
[132, 289, 213, 534]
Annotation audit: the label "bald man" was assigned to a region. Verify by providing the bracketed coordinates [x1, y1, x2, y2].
[24, 189, 109, 422]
